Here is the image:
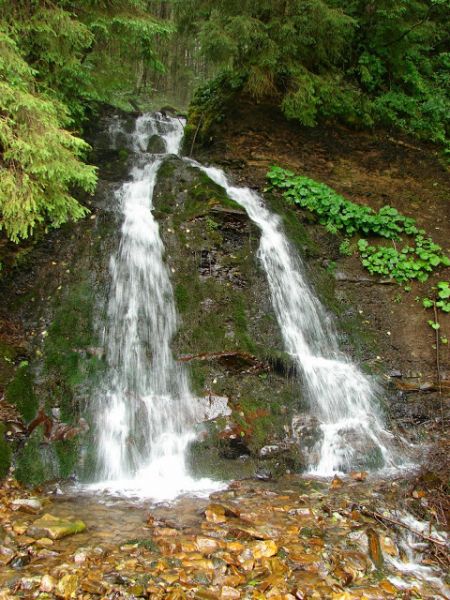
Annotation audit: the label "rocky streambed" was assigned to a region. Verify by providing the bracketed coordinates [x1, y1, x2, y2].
[0, 474, 448, 599]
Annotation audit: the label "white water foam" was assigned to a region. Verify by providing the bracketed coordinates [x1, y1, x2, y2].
[190, 161, 397, 475]
[91, 114, 222, 500]
[385, 511, 449, 598]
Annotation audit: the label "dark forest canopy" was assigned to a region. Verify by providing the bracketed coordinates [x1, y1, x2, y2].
[175, 0, 450, 149]
[0, 0, 170, 242]
[0, 0, 449, 244]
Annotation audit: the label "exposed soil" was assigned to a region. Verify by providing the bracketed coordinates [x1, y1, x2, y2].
[193, 99, 450, 449]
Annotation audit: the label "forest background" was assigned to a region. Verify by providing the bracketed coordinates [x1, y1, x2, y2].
[0, 0, 449, 250]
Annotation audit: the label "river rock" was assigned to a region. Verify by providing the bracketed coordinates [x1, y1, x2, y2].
[10, 553, 30, 568]
[11, 497, 43, 513]
[40, 574, 57, 592]
[56, 574, 78, 599]
[27, 514, 86, 540]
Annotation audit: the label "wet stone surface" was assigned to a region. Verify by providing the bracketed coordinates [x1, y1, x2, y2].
[0, 475, 448, 599]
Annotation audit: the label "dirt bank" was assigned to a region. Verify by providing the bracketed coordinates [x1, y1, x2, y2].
[191, 98, 450, 451]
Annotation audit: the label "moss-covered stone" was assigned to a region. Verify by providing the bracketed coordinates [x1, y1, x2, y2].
[42, 280, 104, 423]
[5, 363, 38, 422]
[0, 340, 20, 389]
[153, 156, 304, 474]
[0, 423, 12, 479]
[27, 514, 86, 540]
[15, 428, 52, 485]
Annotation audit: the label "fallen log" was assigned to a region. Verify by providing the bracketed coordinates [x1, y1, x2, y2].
[178, 351, 269, 374]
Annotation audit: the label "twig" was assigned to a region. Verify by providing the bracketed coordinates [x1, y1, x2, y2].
[433, 301, 442, 399]
[382, 5, 434, 48]
[356, 506, 447, 548]
[189, 115, 204, 157]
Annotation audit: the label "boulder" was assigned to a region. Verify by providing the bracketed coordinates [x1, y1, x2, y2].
[27, 514, 86, 540]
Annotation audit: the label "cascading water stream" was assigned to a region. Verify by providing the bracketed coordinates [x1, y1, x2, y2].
[190, 162, 397, 475]
[92, 114, 220, 499]
[93, 111, 397, 497]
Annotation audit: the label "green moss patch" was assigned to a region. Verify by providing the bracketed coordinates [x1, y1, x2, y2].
[0, 423, 12, 479]
[5, 363, 38, 422]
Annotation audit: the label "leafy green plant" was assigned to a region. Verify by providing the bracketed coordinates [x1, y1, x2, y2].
[267, 167, 419, 240]
[205, 216, 220, 230]
[436, 281, 450, 313]
[267, 166, 450, 284]
[358, 239, 449, 284]
[339, 239, 353, 257]
[423, 282, 450, 314]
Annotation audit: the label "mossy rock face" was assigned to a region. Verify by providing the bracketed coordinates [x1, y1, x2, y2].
[0, 340, 24, 390]
[154, 156, 306, 476]
[0, 423, 12, 479]
[5, 363, 38, 422]
[0, 113, 123, 485]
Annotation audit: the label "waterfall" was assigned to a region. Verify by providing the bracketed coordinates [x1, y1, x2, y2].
[92, 114, 220, 499]
[191, 163, 396, 475]
[92, 111, 397, 496]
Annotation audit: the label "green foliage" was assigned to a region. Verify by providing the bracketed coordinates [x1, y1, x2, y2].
[267, 166, 419, 240]
[0, 1, 170, 243]
[358, 237, 449, 284]
[423, 281, 450, 314]
[178, 0, 450, 149]
[0, 29, 96, 241]
[267, 165, 450, 284]
[184, 70, 246, 146]
[339, 239, 353, 257]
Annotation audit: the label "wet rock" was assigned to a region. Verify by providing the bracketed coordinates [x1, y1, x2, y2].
[56, 574, 78, 599]
[10, 553, 30, 568]
[248, 539, 278, 558]
[388, 370, 402, 378]
[259, 445, 281, 458]
[36, 537, 53, 547]
[380, 535, 398, 557]
[40, 574, 57, 592]
[11, 497, 42, 514]
[195, 536, 222, 554]
[36, 548, 60, 559]
[330, 475, 344, 490]
[350, 471, 368, 482]
[153, 156, 297, 463]
[291, 414, 323, 464]
[205, 505, 227, 524]
[220, 586, 241, 599]
[147, 134, 166, 154]
[254, 468, 272, 481]
[27, 514, 86, 540]
[0, 545, 15, 565]
[85, 346, 105, 359]
[420, 381, 434, 391]
[197, 395, 232, 423]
